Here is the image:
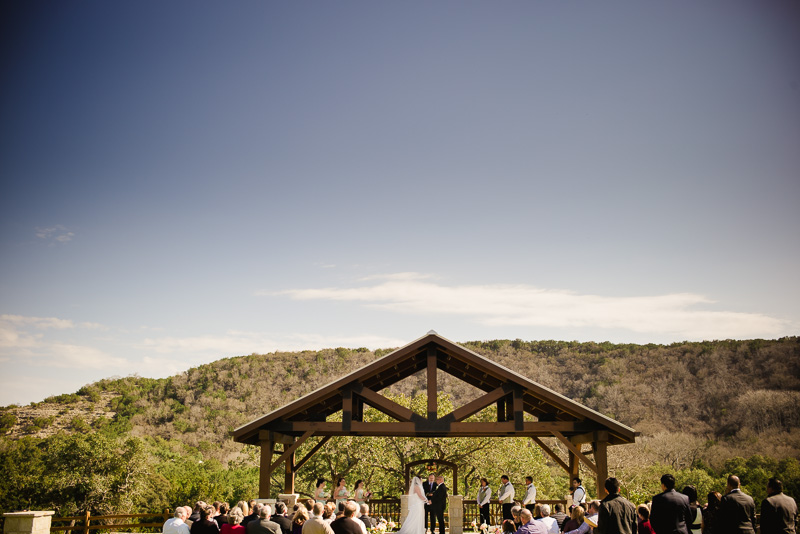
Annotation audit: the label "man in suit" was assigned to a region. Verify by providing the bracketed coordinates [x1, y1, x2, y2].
[248, 505, 281, 534]
[331, 502, 363, 534]
[760, 477, 798, 534]
[423, 474, 438, 533]
[719, 475, 756, 534]
[650, 474, 692, 534]
[430, 475, 448, 534]
[596, 478, 637, 534]
[358, 505, 376, 530]
[303, 504, 334, 534]
[272, 503, 292, 534]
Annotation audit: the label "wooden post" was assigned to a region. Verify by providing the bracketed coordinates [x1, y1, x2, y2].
[284, 442, 295, 494]
[568, 450, 580, 482]
[260, 439, 274, 498]
[593, 433, 609, 499]
[427, 347, 437, 419]
[496, 399, 506, 422]
[83, 510, 90, 534]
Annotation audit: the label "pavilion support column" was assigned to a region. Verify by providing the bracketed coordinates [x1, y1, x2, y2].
[284, 443, 296, 495]
[568, 449, 580, 482]
[592, 433, 609, 499]
[259, 440, 274, 499]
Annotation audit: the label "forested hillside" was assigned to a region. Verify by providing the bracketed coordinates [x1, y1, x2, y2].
[2, 337, 799, 516]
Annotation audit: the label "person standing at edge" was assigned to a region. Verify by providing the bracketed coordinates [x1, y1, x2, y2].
[499, 475, 516, 521]
[650, 474, 692, 534]
[760, 477, 797, 534]
[596, 478, 637, 534]
[719, 476, 756, 534]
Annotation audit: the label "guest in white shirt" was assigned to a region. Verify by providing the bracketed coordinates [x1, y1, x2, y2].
[536, 504, 559, 534]
[164, 508, 191, 534]
[523, 477, 537, 513]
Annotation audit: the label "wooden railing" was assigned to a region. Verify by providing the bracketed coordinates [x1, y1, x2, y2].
[462, 500, 566, 528]
[367, 499, 401, 523]
[49, 510, 172, 534]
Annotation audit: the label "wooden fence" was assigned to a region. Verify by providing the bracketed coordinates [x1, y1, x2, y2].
[49, 510, 172, 534]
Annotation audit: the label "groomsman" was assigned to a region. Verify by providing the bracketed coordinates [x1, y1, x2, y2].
[423, 474, 438, 533]
[498, 475, 516, 520]
[523, 476, 537, 513]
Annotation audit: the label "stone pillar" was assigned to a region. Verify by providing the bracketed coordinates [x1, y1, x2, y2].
[3, 511, 55, 534]
[449, 495, 463, 534]
[400, 495, 409, 524]
[278, 494, 299, 509]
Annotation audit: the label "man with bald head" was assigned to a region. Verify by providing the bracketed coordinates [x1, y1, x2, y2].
[719, 475, 756, 534]
[516, 508, 549, 534]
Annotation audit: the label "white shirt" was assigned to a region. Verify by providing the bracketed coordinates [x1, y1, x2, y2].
[477, 485, 492, 507]
[498, 482, 515, 502]
[573, 485, 586, 504]
[163, 518, 190, 534]
[536, 517, 559, 534]
[523, 483, 537, 505]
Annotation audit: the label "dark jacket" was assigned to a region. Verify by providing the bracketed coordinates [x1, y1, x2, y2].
[247, 519, 282, 534]
[597, 493, 637, 534]
[423, 480, 438, 510]
[718, 490, 756, 534]
[191, 519, 221, 534]
[431, 483, 448, 511]
[760, 492, 798, 534]
[330, 517, 363, 534]
[359, 516, 376, 530]
[272, 516, 292, 534]
[650, 489, 692, 534]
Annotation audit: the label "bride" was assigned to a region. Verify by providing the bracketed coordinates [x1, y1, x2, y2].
[396, 476, 427, 534]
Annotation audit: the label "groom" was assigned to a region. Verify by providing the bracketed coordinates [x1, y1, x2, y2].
[429, 475, 448, 534]
[423, 474, 437, 533]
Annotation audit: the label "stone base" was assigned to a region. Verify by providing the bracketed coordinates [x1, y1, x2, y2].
[3, 511, 55, 534]
[448, 496, 463, 534]
[400, 495, 409, 523]
[278, 494, 299, 509]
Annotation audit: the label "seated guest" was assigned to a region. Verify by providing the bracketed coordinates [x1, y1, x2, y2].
[216, 503, 231, 529]
[512, 506, 523, 529]
[190, 503, 207, 524]
[637, 506, 655, 534]
[358, 504, 376, 530]
[222, 509, 246, 534]
[272, 503, 292, 534]
[306, 500, 317, 514]
[184, 507, 195, 529]
[534, 504, 543, 520]
[330, 502, 364, 534]
[243, 503, 261, 528]
[164, 508, 191, 534]
[236, 503, 250, 521]
[585, 502, 600, 530]
[247, 505, 281, 534]
[502, 521, 517, 534]
[551, 504, 569, 532]
[192, 506, 221, 534]
[303, 504, 334, 534]
[537, 504, 559, 534]
[517, 508, 549, 534]
[292, 507, 309, 534]
[564, 506, 589, 534]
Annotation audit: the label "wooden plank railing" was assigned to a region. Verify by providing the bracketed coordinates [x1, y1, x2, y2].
[49, 510, 172, 534]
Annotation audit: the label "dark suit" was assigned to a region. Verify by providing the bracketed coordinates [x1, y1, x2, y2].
[430, 483, 448, 534]
[272, 516, 292, 534]
[247, 519, 281, 534]
[596, 493, 638, 534]
[650, 489, 692, 534]
[761, 492, 798, 534]
[330, 517, 363, 534]
[423, 480, 438, 532]
[718, 490, 756, 534]
[359, 516, 376, 530]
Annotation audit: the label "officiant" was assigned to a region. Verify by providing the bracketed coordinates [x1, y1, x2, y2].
[423, 474, 437, 532]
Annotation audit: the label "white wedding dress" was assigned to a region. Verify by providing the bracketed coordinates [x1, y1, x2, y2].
[397, 477, 426, 534]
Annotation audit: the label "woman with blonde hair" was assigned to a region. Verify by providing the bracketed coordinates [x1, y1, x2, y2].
[564, 506, 589, 534]
[291, 507, 308, 534]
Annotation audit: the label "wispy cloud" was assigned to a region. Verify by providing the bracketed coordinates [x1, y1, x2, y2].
[274, 273, 794, 341]
[35, 224, 74, 243]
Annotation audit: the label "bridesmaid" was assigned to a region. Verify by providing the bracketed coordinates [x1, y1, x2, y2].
[477, 477, 491, 526]
[354, 480, 372, 505]
[334, 478, 350, 507]
[314, 478, 329, 504]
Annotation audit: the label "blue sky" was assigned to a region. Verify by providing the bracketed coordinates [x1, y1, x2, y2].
[1, 1, 798, 406]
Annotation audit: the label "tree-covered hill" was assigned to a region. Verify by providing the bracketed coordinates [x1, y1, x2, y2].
[1, 337, 799, 515]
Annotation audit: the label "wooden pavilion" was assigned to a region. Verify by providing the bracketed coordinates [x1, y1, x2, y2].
[232, 332, 637, 500]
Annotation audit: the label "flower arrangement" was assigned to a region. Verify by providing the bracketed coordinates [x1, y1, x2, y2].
[370, 518, 397, 534]
[470, 521, 490, 533]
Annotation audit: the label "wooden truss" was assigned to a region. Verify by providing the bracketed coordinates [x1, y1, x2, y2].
[232, 332, 637, 499]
